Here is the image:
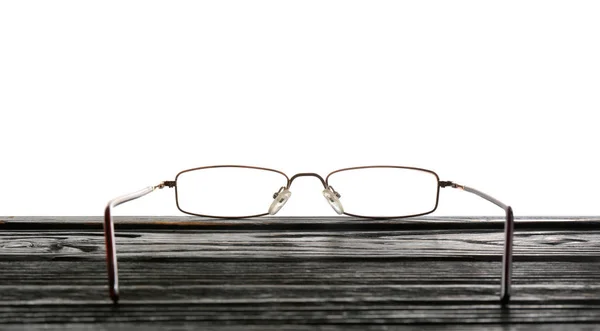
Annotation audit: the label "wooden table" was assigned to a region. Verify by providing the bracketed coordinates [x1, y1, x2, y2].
[1, 216, 599, 330]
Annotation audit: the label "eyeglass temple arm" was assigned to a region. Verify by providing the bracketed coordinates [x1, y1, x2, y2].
[440, 181, 514, 305]
[104, 181, 175, 303]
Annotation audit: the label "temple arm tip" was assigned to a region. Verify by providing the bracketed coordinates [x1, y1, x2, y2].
[110, 287, 120, 304]
[500, 293, 510, 306]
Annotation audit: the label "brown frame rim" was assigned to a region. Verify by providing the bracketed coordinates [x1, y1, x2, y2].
[325, 165, 441, 220]
[174, 165, 289, 219]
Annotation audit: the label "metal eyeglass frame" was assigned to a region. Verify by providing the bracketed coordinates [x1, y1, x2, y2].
[104, 165, 514, 305]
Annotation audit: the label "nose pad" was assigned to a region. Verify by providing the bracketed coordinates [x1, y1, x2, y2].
[268, 189, 292, 215]
[322, 188, 344, 215]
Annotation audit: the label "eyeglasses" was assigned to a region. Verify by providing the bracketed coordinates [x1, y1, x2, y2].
[104, 165, 514, 305]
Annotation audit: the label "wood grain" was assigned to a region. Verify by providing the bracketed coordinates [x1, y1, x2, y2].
[1, 216, 600, 329]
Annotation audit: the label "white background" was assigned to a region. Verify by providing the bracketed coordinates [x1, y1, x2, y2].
[1, 1, 599, 217]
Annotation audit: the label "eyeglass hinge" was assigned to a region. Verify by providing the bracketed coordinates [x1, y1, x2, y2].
[155, 181, 176, 189]
[440, 181, 464, 189]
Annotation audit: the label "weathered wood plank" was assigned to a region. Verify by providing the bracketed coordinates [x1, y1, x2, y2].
[3, 324, 600, 331]
[2, 260, 600, 301]
[3, 229, 600, 259]
[1, 216, 600, 329]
